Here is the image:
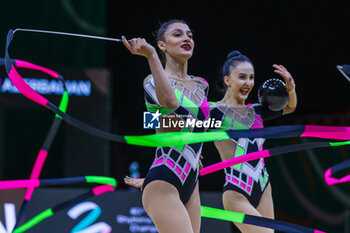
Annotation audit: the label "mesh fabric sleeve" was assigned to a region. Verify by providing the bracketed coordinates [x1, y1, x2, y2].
[143, 75, 163, 112]
[196, 76, 209, 96]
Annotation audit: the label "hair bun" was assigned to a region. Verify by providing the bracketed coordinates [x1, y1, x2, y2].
[227, 50, 241, 59]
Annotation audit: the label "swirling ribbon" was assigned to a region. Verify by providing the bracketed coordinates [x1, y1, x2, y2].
[324, 160, 350, 185]
[201, 206, 325, 233]
[6, 28, 349, 233]
[0, 176, 117, 190]
[0, 58, 117, 232]
[4, 29, 350, 148]
[0, 57, 69, 228]
[200, 141, 350, 176]
[13, 184, 115, 233]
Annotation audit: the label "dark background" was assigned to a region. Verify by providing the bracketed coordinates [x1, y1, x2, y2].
[0, 0, 349, 232]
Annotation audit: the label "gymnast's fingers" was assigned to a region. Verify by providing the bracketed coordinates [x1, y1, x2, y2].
[122, 36, 132, 52]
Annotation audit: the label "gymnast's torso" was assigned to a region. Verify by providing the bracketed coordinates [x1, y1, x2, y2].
[210, 101, 283, 207]
[142, 74, 209, 203]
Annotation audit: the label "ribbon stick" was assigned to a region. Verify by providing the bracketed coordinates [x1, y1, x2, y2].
[13, 28, 128, 43]
[337, 64, 350, 82]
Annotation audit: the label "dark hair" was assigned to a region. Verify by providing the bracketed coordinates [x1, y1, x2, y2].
[217, 50, 253, 92]
[152, 19, 190, 64]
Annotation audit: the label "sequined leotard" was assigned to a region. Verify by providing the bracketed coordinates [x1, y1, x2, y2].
[210, 102, 283, 207]
[142, 75, 209, 203]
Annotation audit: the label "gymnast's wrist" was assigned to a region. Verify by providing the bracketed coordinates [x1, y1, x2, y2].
[287, 83, 296, 93]
[146, 49, 158, 60]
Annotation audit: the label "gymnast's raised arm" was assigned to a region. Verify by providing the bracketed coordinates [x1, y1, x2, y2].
[122, 36, 177, 109]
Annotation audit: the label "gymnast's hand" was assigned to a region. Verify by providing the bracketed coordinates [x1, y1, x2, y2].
[273, 64, 297, 114]
[124, 176, 145, 191]
[273, 64, 295, 92]
[122, 36, 156, 58]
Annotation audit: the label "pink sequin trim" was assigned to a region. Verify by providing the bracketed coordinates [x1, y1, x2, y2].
[175, 166, 181, 175]
[248, 177, 253, 186]
[232, 177, 239, 184]
[184, 163, 190, 174]
[166, 159, 175, 168]
[156, 158, 164, 164]
[251, 115, 264, 129]
[181, 173, 186, 181]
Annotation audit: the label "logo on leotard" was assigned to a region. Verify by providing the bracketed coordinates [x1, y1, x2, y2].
[143, 110, 161, 129]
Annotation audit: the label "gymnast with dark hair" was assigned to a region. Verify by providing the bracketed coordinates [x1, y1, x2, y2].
[125, 48, 297, 232]
[122, 19, 209, 233]
[209, 50, 296, 233]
